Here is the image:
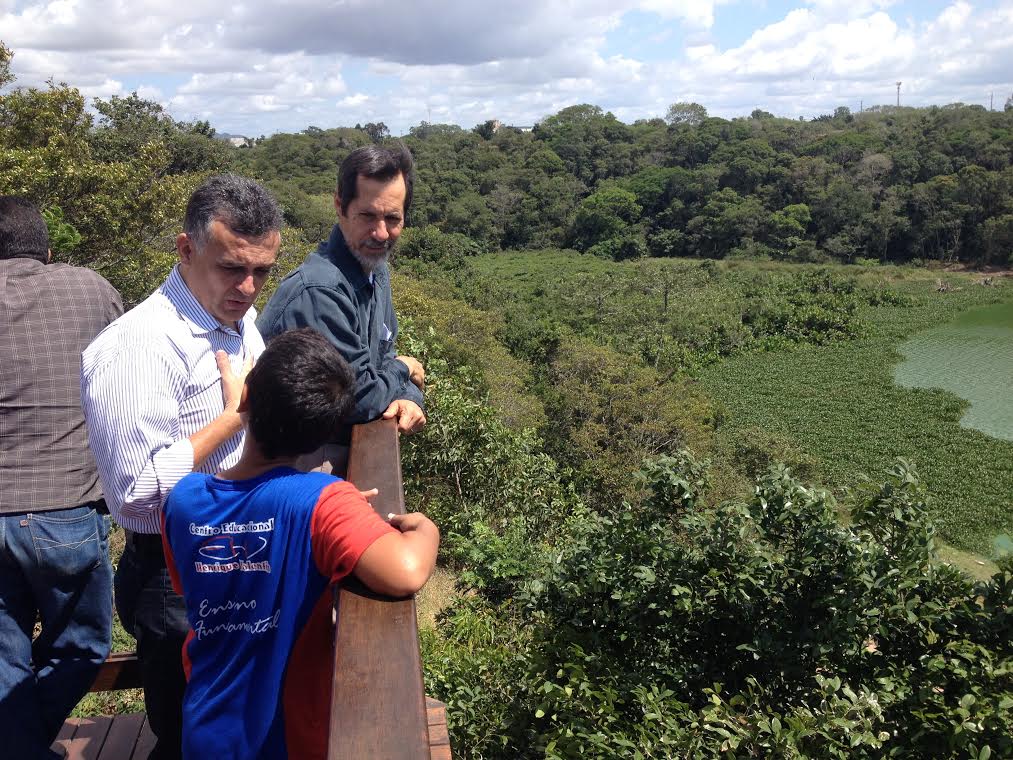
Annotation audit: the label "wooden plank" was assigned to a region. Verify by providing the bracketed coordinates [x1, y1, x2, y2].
[53, 716, 80, 755]
[328, 418, 431, 760]
[427, 706, 446, 730]
[129, 716, 156, 760]
[64, 715, 112, 760]
[96, 713, 145, 760]
[426, 697, 447, 725]
[426, 698, 450, 749]
[426, 720, 449, 747]
[89, 652, 142, 692]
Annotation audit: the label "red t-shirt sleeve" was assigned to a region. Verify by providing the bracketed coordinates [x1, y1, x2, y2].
[309, 480, 397, 581]
[161, 513, 184, 596]
[160, 512, 194, 680]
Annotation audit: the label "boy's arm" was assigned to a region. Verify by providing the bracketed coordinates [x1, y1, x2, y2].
[353, 512, 439, 598]
[311, 481, 439, 597]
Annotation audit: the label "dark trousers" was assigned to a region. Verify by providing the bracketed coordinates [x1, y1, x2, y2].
[115, 532, 187, 760]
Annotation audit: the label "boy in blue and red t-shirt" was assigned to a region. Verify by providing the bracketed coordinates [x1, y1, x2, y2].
[161, 327, 439, 760]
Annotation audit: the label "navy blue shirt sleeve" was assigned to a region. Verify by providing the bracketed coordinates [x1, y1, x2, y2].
[259, 282, 419, 424]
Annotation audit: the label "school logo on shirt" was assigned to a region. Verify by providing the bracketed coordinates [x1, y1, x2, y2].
[190, 519, 274, 573]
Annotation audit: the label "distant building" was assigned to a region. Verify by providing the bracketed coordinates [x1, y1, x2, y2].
[214, 133, 253, 148]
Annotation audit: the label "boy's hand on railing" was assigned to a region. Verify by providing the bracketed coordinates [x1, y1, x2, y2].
[353, 511, 440, 597]
[386, 512, 436, 535]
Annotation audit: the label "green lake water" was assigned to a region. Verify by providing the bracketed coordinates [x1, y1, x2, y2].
[894, 297, 1013, 443]
[894, 297, 1013, 557]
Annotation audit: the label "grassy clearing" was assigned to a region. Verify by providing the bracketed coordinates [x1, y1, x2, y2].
[416, 566, 459, 630]
[937, 544, 999, 581]
[699, 272, 1013, 556]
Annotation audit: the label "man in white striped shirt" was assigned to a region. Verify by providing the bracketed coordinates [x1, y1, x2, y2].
[81, 174, 283, 760]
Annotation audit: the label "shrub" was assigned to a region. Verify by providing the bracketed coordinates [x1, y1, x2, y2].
[424, 456, 1013, 758]
[396, 224, 485, 271]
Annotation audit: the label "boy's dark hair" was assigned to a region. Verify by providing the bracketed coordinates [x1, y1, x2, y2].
[336, 143, 414, 217]
[245, 328, 355, 460]
[0, 196, 49, 262]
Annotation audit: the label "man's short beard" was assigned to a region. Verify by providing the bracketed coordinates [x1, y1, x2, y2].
[350, 245, 391, 273]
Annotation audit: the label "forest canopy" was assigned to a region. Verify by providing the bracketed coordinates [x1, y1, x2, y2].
[236, 99, 1013, 268]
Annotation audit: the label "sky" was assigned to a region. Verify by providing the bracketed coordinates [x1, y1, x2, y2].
[2, 0, 1012, 137]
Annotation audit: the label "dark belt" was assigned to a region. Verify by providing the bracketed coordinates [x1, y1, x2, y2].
[123, 529, 167, 565]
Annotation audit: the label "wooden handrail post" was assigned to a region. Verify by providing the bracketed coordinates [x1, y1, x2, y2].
[328, 418, 431, 759]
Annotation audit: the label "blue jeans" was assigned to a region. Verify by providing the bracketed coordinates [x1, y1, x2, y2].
[0, 503, 113, 759]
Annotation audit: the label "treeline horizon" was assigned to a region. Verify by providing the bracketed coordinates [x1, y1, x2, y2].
[237, 99, 1013, 269]
[235, 98, 1010, 140]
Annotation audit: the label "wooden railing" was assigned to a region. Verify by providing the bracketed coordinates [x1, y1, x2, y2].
[329, 417, 439, 759]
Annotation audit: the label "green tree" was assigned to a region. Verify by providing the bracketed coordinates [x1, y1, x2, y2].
[768, 203, 812, 257]
[41, 206, 82, 255]
[981, 213, 1013, 266]
[665, 101, 708, 127]
[361, 121, 390, 142]
[534, 104, 633, 186]
[90, 92, 231, 175]
[0, 51, 221, 302]
[540, 337, 715, 505]
[712, 137, 779, 195]
[0, 41, 12, 89]
[473, 119, 498, 140]
[620, 166, 689, 215]
[569, 186, 641, 251]
[686, 188, 766, 258]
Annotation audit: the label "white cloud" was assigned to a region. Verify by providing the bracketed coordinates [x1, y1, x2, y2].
[801, 0, 898, 17]
[635, 0, 734, 27]
[0, 0, 1010, 134]
[76, 77, 126, 100]
[338, 93, 371, 108]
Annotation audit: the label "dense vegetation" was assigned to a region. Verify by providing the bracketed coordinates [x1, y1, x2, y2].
[235, 100, 1013, 269]
[3, 40, 1011, 758]
[393, 274, 1011, 757]
[435, 252, 1012, 555]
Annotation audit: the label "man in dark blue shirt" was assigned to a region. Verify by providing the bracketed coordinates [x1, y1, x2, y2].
[257, 144, 425, 473]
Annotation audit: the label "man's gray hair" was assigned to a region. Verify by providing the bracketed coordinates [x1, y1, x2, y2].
[183, 174, 283, 250]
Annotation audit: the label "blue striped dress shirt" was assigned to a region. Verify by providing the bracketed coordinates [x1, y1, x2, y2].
[81, 266, 265, 534]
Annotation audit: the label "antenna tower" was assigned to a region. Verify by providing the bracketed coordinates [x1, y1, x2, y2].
[896, 82, 901, 107]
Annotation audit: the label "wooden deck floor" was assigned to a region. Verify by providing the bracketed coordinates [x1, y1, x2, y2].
[55, 698, 450, 759]
[53, 713, 154, 760]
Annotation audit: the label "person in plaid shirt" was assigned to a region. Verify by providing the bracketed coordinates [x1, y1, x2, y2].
[0, 196, 123, 759]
